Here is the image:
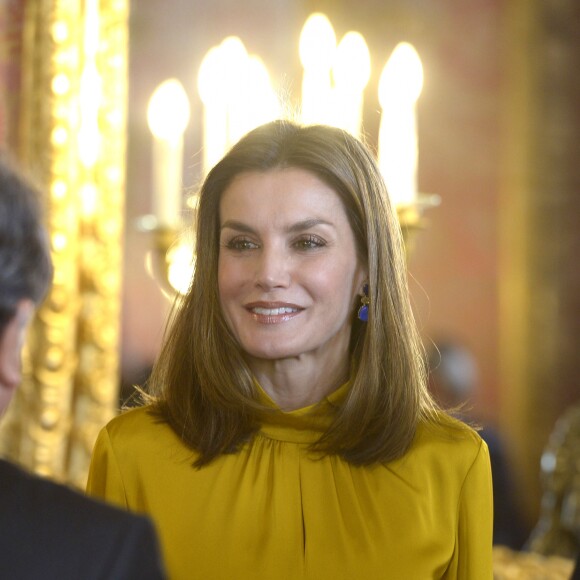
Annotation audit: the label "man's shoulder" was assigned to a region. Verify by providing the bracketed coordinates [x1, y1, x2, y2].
[0, 458, 147, 529]
[0, 459, 166, 579]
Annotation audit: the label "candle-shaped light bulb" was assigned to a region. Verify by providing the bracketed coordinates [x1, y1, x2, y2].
[220, 36, 247, 82]
[379, 42, 423, 104]
[299, 13, 336, 71]
[147, 79, 190, 139]
[332, 31, 371, 136]
[245, 55, 281, 131]
[378, 42, 423, 207]
[198, 46, 228, 176]
[299, 13, 336, 125]
[147, 79, 190, 227]
[220, 36, 250, 147]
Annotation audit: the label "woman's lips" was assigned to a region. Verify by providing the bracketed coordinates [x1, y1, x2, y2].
[251, 306, 298, 316]
[245, 302, 303, 323]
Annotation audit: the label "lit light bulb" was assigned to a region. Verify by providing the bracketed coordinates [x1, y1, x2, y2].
[220, 37, 250, 146]
[147, 79, 190, 141]
[242, 56, 280, 133]
[299, 12, 336, 125]
[198, 45, 229, 175]
[333, 32, 371, 92]
[332, 31, 371, 136]
[167, 241, 195, 295]
[378, 42, 424, 207]
[198, 46, 225, 106]
[378, 42, 423, 107]
[147, 79, 190, 227]
[299, 13, 336, 71]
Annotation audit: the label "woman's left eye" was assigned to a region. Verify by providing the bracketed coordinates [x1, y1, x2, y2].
[293, 235, 326, 250]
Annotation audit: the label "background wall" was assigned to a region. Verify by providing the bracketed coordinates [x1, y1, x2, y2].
[0, 0, 24, 148]
[122, 0, 580, 531]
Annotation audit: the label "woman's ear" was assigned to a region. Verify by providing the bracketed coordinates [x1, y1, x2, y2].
[0, 300, 35, 415]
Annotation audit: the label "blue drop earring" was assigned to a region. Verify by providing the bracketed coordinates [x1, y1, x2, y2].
[358, 284, 369, 322]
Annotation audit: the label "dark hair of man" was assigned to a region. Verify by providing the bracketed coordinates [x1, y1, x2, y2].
[148, 120, 438, 467]
[0, 155, 53, 335]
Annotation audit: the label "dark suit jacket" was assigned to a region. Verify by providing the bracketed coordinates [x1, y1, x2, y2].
[572, 552, 580, 580]
[0, 459, 166, 579]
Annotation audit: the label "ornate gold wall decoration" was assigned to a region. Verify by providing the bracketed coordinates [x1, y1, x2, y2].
[0, 0, 129, 489]
[499, 0, 580, 524]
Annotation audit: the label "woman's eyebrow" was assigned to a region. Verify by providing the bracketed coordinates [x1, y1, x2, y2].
[220, 220, 255, 233]
[220, 218, 334, 234]
[286, 218, 333, 233]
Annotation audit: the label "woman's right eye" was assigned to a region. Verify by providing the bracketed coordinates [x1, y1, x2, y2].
[225, 237, 259, 251]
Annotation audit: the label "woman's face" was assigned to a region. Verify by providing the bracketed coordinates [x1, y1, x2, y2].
[218, 168, 367, 365]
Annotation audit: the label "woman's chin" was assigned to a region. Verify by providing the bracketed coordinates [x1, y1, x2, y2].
[242, 343, 301, 363]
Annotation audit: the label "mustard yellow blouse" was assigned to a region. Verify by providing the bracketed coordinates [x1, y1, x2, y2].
[87, 386, 493, 579]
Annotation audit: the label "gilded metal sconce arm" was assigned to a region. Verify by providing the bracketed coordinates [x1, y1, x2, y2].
[397, 193, 441, 254]
[135, 215, 185, 298]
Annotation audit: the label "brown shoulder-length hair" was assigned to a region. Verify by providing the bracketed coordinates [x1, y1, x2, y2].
[147, 120, 436, 467]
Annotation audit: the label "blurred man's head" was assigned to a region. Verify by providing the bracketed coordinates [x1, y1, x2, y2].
[0, 155, 52, 415]
[428, 340, 479, 409]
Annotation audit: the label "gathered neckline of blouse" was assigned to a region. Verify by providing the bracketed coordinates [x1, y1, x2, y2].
[254, 381, 350, 444]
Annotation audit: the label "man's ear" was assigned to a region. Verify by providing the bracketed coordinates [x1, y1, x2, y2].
[0, 300, 35, 407]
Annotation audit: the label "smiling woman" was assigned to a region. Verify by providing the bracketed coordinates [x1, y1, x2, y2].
[218, 168, 367, 409]
[87, 120, 493, 579]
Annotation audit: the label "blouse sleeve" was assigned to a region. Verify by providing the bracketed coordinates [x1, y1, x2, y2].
[445, 438, 494, 579]
[86, 426, 129, 510]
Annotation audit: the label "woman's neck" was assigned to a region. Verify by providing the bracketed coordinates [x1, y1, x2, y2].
[248, 353, 349, 411]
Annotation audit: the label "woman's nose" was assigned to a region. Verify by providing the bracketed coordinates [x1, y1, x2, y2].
[254, 246, 291, 290]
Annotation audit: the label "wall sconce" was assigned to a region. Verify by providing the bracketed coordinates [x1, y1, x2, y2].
[378, 41, 441, 252]
[140, 13, 439, 296]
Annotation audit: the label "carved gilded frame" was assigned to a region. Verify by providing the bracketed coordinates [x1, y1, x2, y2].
[0, 0, 129, 489]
